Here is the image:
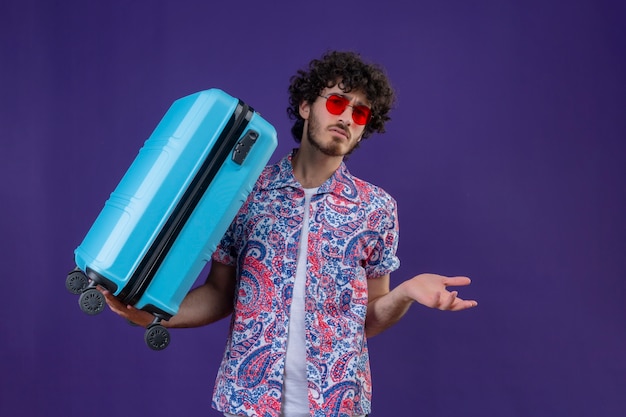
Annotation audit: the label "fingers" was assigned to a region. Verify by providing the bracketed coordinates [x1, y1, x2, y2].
[443, 276, 471, 287]
[439, 290, 458, 310]
[440, 290, 478, 311]
[97, 287, 119, 307]
[441, 276, 477, 310]
[93, 286, 155, 328]
[450, 296, 479, 311]
[97, 287, 135, 316]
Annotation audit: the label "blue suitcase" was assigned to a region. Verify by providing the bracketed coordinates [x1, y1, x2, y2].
[66, 89, 277, 350]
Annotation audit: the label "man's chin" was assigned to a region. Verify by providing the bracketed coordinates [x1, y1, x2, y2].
[314, 140, 354, 157]
[307, 129, 357, 157]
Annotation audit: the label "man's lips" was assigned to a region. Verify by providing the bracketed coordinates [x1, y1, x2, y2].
[329, 126, 349, 140]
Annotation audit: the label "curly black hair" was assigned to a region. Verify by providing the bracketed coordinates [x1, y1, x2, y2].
[287, 50, 395, 142]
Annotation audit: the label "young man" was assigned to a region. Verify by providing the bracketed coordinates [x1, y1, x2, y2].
[101, 51, 478, 417]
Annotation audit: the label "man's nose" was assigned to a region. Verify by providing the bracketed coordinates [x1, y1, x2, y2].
[337, 106, 353, 125]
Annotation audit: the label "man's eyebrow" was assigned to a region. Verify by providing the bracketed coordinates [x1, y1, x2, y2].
[334, 92, 371, 107]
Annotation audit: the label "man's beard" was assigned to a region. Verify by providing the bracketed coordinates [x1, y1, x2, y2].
[306, 111, 360, 157]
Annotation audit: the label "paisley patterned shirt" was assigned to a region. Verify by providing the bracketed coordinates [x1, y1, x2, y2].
[211, 152, 400, 417]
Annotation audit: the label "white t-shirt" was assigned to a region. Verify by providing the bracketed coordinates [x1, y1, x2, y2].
[280, 187, 317, 416]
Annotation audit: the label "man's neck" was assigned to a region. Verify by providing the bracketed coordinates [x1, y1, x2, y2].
[291, 144, 343, 189]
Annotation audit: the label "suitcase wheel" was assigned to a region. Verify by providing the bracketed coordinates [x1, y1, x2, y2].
[145, 324, 170, 351]
[66, 268, 89, 295]
[78, 288, 106, 315]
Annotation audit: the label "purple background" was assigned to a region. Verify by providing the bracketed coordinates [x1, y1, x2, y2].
[2, 0, 625, 416]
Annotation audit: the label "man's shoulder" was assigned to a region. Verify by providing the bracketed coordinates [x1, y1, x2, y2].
[347, 173, 397, 207]
[252, 157, 288, 190]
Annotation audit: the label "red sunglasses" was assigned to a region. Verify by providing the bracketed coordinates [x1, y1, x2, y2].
[319, 94, 372, 125]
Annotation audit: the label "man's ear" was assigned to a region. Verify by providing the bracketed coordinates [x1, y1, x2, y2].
[298, 100, 310, 120]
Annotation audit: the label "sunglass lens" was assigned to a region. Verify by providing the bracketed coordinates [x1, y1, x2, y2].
[325, 95, 349, 115]
[352, 106, 371, 125]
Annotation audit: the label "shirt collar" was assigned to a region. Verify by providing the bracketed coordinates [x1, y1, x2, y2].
[261, 150, 361, 203]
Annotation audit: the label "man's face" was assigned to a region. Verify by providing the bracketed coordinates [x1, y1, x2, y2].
[300, 85, 370, 157]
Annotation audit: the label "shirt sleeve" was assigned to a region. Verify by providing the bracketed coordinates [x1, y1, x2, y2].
[211, 181, 259, 266]
[211, 200, 248, 267]
[364, 194, 400, 279]
[211, 220, 238, 266]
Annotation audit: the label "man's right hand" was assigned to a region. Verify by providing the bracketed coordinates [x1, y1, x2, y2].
[97, 287, 156, 328]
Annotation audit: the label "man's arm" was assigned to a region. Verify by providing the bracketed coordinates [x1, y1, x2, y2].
[98, 260, 237, 328]
[365, 273, 478, 338]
